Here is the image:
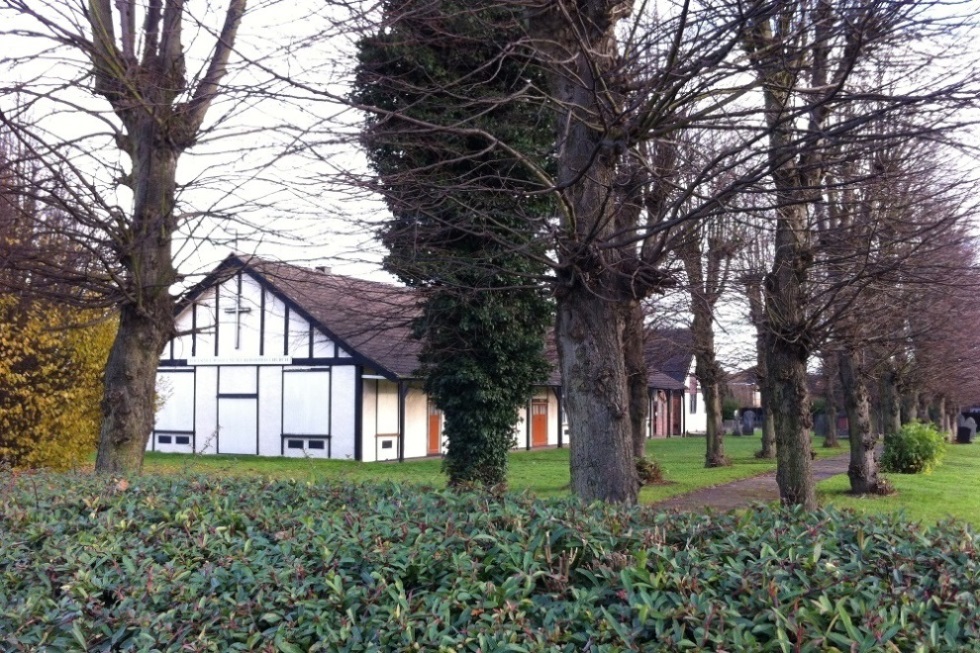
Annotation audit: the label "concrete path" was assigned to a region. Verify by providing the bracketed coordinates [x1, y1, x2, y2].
[652, 453, 850, 512]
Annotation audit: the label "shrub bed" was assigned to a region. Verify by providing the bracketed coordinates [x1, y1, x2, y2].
[2, 473, 979, 652]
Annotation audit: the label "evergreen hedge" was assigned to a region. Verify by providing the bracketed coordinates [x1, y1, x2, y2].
[2, 473, 978, 651]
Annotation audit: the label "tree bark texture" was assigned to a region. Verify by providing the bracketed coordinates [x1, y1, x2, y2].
[88, 0, 246, 473]
[880, 369, 902, 437]
[681, 235, 728, 467]
[692, 310, 727, 466]
[824, 352, 839, 448]
[623, 301, 650, 460]
[95, 125, 180, 473]
[534, 1, 639, 503]
[901, 388, 919, 424]
[765, 323, 816, 508]
[838, 346, 883, 495]
[556, 289, 637, 503]
[746, 276, 776, 458]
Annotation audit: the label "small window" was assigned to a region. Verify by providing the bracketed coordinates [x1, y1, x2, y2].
[287, 439, 304, 449]
[158, 435, 172, 444]
[175, 436, 190, 445]
[308, 440, 325, 450]
[381, 440, 393, 449]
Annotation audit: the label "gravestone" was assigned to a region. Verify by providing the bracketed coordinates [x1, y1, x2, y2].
[741, 409, 756, 436]
[957, 414, 976, 444]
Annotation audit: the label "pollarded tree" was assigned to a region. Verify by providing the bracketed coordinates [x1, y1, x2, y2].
[740, 0, 980, 507]
[0, 0, 294, 473]
[352, 0, 554, 488]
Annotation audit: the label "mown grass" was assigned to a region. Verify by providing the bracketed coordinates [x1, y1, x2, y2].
[819, 441, 980, 526]
[143, 433, 843, 503]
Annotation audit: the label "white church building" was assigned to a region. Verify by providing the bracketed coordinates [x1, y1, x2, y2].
[151, 254, 705, 462]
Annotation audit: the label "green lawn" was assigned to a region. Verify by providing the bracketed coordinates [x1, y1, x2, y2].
[143, 433, 841, 503]
[819, 442, 980, 526]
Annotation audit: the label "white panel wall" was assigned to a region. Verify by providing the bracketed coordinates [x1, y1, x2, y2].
[402, 387, 429, 460]
[264, 293, 287, 357]
[151, 370, 195, 453]
[171, 309, 194, 360]
[194, 366, 218, 454]
[258, 366, 283, 456]
[286, 310, 310, 358]
[312, 330, 335, 357]
[219, 366, 257, 394]
[217, 397, 258, 454]
[360, 378, 400, 463]
[361, 378, 378, 462]
[195, 289, 217, 358]
[282, 370, 330, 435]
[155, 371, 194, 432]
[330, 366, 357, 459]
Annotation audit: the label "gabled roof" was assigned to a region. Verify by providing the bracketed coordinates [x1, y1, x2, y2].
[183, 254, 422, 379]
[644, 328, 694, 390]
[182, 255, 695, 391]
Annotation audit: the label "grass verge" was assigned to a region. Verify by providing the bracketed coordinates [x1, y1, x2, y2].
[143, 433, 842, 503]
[819, 441, 980, 526]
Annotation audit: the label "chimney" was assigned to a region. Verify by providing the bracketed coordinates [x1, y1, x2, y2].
[315, 265, 332, 274]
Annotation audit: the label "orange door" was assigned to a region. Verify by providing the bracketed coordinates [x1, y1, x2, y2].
[427, 401, 442, 455]
[531, 400, 549, 447]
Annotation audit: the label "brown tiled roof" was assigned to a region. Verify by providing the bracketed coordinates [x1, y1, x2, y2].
[645, 327, 694, 389]
[187, 255, 693, 391]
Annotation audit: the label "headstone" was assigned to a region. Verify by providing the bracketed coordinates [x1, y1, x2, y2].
[742, 409, 756, 436]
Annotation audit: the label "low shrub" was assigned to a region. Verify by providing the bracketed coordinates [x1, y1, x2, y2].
[881, 421, 947, 474]
[635, 456, 664, 486]
[2, 473, 979, 652]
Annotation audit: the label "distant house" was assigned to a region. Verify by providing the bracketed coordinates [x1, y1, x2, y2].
[645, 328, 706, 436]
[152, 254, 704, 461]
[725, 367, 762, 408]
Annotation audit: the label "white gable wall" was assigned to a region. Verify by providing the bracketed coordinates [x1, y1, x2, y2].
[153, 270, 359, 460]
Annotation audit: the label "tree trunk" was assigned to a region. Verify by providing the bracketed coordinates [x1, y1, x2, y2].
[933, 395, 945, 432]
[556, 288, 637, 503]
[746, 276, 775, 458]
[901, 388, 919, 424]
[623, 301, 650, 460]
[533, 2, 638, 503]
[838, 347, 882, 495]
[95, 303, 173, 473]
[763, 199, 816, 508]
[880, 368, 902, 437]
[692, 310, 727, 466]
[683, 243, 728, 467]
[95, 128, 179, 473]
[766, 329, 816, 508]
[824, 351, 839, 447]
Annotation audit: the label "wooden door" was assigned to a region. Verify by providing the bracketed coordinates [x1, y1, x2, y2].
[427, 401, 442, 455]
[531, 400, 549, 447]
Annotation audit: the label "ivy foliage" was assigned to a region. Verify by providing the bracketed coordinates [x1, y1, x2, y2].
[2, 475, 979, 651]
[352, 0, 554, 488]
[0, 296, 114, 470]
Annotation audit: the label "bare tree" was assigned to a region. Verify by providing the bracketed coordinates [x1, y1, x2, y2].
[0, 0, 306, 473]
[741, 0, 980, 507]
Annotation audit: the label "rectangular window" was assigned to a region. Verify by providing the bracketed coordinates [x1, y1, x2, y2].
[158, 435, 172, 444]
[690, 392, 697, 413]
[381, 440, 393, 450]
[287, 439, 304, 449]
[308, 440, 325, 450]
[175, 436, 190, 445]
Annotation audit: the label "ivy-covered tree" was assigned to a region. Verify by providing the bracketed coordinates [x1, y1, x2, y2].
[352, 0, 553, 488]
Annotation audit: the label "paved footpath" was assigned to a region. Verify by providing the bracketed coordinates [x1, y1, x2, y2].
[652, 453, 851, 512]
